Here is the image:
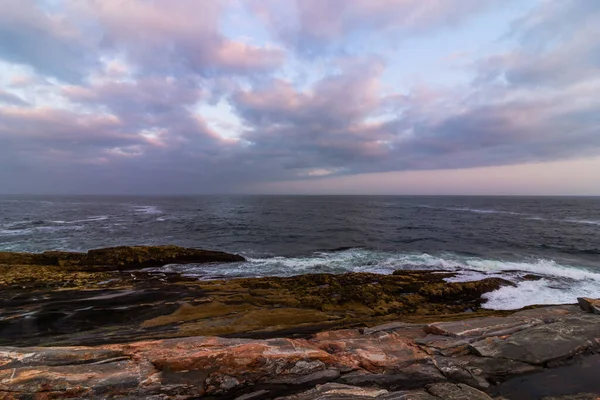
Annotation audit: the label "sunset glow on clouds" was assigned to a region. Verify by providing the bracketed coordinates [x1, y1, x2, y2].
[1, 0, 599, 194]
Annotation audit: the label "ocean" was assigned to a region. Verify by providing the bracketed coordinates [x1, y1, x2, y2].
[1, 195, 599, 310]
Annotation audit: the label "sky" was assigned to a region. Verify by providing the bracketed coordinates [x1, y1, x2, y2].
[1, 0, 599, 195]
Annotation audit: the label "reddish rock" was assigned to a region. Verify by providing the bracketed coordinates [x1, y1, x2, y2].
[0, 303, 599, 399]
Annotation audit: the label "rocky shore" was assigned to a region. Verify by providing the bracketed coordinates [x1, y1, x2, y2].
[0, 246, 598, 399]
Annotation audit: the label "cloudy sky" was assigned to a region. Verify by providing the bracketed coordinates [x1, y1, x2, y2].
[1, 0, 599, 195]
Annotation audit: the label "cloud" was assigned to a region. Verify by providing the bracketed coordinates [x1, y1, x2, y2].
[247, 0, 504, 55]
[230, 57, 395, 174]
[476, 0, 600, 88]
[0, 0, 599, 194]
[71, 0, 285, 76]
[0, 0, 97, 82]
[0, 89, 28, 106]
[0, 0, 284, 83]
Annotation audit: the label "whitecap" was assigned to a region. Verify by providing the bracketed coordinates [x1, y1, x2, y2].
[563, 219, 600, 226]
[133, 205, 163, 215]
[446, 207, 523, 215]
[0, 224, 84, 236]
[61, 216, 109, 224]
[141, 248, 600, 310]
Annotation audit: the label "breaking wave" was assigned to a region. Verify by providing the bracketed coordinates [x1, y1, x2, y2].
[146, 248, 600, 310]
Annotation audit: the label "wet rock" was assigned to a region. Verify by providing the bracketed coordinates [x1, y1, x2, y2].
[470, 314, 600, 365]
[577, 298, 600, 315]
[0, 359, 145, 399]
[0, 264, 515, 347]
[80, 245, 245, 270]
[432, 355, 540, 389]
[415, 336, 471, 357]
[416, 278, 511, 301]
[0, 245, 245, 271]
[337, 363, 446, 390]
[363, 322, 428, 338]
[425, 382, 493, 400]
[0, 346, 125, 369]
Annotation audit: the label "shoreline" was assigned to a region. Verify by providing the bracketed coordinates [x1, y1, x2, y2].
[1, 245, 518, 347]
[1, 246, 599, 399]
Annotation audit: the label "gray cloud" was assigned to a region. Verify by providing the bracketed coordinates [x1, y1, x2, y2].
[0, 0, 599, 194]
[0, 0, 97, 82]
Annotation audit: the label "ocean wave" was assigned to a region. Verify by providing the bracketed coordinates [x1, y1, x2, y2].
[482, 279, 600, 310]
[144, 248, 600, 310]
[446, 207, 523, 215]
[53, 216, 109, 224]
[418, 205, 525, 216]
[133, 205, 163, 215]
[564, 219, 600, 226]
[0, 224, 84, 237]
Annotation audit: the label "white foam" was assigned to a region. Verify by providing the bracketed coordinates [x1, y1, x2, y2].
[143, 248, 600, 310]
[133, 206, 163, 215]
[483, 278, 600, 310]
[417, 205, 525, 216]
[59, 216, 109, 224]
[447, 207, 523, 215]
[0, 225, 84, 236]
[564, 219, 600, 226]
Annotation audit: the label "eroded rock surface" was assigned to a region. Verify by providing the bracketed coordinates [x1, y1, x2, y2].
[0, 303, 598, 399]
[0, 247, 514, 347]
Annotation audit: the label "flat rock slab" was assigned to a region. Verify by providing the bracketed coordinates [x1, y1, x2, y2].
[277, 382, 494, 400]
[0, 303, 599, 399]
[470, 314, 600, 365]
[426, 316, 542, 339]
[0, 347, 126, 369]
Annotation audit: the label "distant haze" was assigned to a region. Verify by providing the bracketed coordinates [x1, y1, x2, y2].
[1, 1, 599, 195]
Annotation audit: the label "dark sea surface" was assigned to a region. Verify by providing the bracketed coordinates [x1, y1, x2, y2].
[1, 195, 599, 309]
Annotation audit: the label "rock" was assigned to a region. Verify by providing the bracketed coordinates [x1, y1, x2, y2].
[379, 391, 440, 400]
[236, 390, 271, 399]
[416, 278, 511, 301]
[577, 298, 600, 315]
[0, 359, 146, 399]
[338, 363, 446, 390]
[276, 383, 389, 399]
[426, 316, 542, 338]
[425, 382, 493, 400]
[0, 245, 245, 271]
[415, 336, 471, 357]
[363, 322, 428, 338]
[1, 303, 600, 399]
[0, 346, 126, 369]
[80, 245, 245, 270]
[0, 264, 515, 347]
[470, 314, 600, 365]
[432, 355, 540, 389]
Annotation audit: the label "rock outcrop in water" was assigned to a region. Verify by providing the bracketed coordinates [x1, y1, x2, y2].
[0, 245, 245, 271]
[0, 303, 599, 399]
